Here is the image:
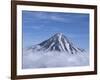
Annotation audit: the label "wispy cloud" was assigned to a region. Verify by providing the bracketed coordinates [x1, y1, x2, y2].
[31, 25, 44, 30]
[25, 11, 69, 23]
[23, 10, 89, 24]
[31, 11, 88, 23]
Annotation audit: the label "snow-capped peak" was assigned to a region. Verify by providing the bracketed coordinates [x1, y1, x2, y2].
[55, 33, 62, 37]
[28, 33, 85, 54]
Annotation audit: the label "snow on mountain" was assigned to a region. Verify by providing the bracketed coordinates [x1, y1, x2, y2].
[22, 33, 89, 69]
[27, 33, 85, 54]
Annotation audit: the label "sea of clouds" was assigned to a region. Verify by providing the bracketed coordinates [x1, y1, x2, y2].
[22, 51, 89, 69]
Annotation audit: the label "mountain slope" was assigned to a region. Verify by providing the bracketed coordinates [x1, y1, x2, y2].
[27, 33, 85, 54]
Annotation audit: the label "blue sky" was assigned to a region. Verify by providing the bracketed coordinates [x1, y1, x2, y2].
[22, 10, 89, 51]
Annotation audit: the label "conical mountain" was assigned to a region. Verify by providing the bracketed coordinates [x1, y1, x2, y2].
[28, 33, 85, 54]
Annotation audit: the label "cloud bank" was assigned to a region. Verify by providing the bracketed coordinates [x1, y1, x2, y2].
[22, 51, 89, 69]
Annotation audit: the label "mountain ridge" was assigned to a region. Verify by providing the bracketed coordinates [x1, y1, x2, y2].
[27, 33, 85, 54]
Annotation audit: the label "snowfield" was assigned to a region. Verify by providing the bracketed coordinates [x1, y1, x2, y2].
[22, 51, 89, 69]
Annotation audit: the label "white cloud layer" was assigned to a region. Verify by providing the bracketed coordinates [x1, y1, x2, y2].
[22, 51, 89, 69]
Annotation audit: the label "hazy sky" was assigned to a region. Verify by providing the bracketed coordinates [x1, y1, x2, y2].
[22, 10, 89, 50]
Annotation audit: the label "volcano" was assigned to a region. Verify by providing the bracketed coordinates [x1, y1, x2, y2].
[27, 33, 85, 54]
[23, 33, 89, 69]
